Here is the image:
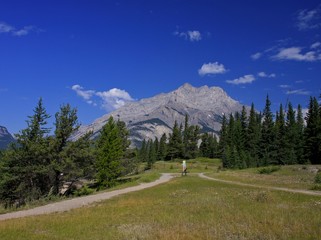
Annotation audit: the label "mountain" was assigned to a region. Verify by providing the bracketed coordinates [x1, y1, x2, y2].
[0, 126, 15, 150]
[72, 83, 249, 147]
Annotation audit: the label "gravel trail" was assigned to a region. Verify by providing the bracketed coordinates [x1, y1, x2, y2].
[199, 173, 321, 196]
[0, 173, 173, 221]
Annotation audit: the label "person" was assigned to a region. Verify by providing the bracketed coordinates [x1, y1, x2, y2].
[182, 160, 187, 176]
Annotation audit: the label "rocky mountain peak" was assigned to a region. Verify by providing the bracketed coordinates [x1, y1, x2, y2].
[0, 125, 15, 149]
[72, 83, 249, 147]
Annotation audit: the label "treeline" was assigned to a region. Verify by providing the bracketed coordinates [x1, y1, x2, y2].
[138, 115, 219, 167]
[138, 95, 321, 169]
[0, 98, 134, 207]
[220, 95, 321, 168]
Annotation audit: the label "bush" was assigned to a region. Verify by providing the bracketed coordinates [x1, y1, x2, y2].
[258, 166, 281, 174]
[73, 186, 94, 196]
[314, 172, 321, 184]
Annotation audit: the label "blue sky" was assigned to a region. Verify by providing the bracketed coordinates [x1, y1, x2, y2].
[1, 0, 321, 134]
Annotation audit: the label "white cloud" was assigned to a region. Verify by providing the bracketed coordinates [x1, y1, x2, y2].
[258, 72, 276, 78]
[279, 85, 291, 88]
[198, 62, 226, 76]
[71, 84, 134, 111]
[272, 47, 320, 62]
[251, 52, 262, 60]
[96, 88, 134, 111]
[0, 22, 39, 36]
[286, 89, 311, 95]
[71, 85, 95, 102]
[296, 5, 321, 31]
[174, 30, 202, 42]
[226, 74, 255, 85]
[311, 42, 321, 49]
[187, 31, 202, 41]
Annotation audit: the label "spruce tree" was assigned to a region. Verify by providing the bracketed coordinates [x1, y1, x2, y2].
[260, 95, 275, 165]
[304, 97, 321, 164]
[96, 117, 124, 188]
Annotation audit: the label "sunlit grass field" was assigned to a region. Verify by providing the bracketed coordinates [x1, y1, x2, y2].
[1, 171, 321, 239]
[205, 164, 321, 190]
[1, 158, 321, 239]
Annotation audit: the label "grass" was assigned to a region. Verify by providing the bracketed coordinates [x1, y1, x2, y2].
[0, 175, 321, 239]
[205, 165, 321, 190]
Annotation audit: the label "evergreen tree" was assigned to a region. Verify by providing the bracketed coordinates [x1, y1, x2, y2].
[218, 114, 228, 159]
[95, 117, 124, 188]
[260, 95, 275, 165]
[158, 133, 167, 161]
[296, 104, 305, 163]
[247, 103, 261, 167]
[285, 102, 298, 164]
[147, 139, 157, 169]
[0, 98, 51, 204]
[274, 104, 287, 164]
[304, 97, 321, 164]
[167, 121, 183, 159]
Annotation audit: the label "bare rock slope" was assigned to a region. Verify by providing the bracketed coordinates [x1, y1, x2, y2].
[72, 83, 248, 147]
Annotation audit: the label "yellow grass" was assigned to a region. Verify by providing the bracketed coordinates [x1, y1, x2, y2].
[1, 175, 321, 239]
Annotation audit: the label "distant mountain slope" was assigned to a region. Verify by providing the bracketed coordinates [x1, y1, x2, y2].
[72, 83, 249, 147]
[0, 126, 15, 150]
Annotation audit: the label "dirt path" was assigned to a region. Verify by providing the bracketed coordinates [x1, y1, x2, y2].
[0, 173, 173, 221]
[199, 173, 321, 196]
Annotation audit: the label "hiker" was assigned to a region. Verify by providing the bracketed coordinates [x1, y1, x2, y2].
[182, 160, 187, 176]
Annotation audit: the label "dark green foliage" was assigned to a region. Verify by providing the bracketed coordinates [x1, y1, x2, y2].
[304, 97, 321, 164]
[315, 171, 321, 184]
[258, 166, 281, 174]
[95, 117, 124, 188]
[218, 94, 321, 169]
[167, 121, 183, 159]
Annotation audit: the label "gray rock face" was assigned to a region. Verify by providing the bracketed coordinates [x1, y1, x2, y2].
[72, 83, 249, 147]
[0, 126, 15, 149]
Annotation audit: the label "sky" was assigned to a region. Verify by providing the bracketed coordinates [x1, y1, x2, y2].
[1, 0, 321, 134]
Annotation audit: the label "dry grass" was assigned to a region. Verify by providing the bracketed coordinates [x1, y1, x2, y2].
[206, 165, 321, 190]
[1, 175, 321, 239]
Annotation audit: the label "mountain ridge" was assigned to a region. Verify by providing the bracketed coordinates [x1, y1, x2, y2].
[72, 83, 249, 147]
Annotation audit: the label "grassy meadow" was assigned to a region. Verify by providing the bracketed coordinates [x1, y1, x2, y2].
[1, 158, 321, 239]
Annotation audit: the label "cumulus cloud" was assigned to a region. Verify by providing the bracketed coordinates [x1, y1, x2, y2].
[198, 62, 226, 76]
[272, 47, 320, 62]
[0, 22, 39, 36]
[96, 88, 134, 111]
[296, 5, 321, 30]
[286, 89, 311, 95]
[258, 72, 276, 78]
[71, 84, 134, 111]
[226, 74, 255, 85]
[174, 30, 202, 42]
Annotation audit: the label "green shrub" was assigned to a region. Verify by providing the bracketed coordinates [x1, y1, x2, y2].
[314, 171, 321, 184]
[258, 166, 281, 174]
[73, 186, 94, 196]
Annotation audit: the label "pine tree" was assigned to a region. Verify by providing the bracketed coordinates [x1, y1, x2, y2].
[167, 121, 183, 159]
[274, 104, 287, 164]
[51, 104, 82, 193]
[158, 133, 167, 161]
[296, 104, 305, 163]
[0, 98, 51, 204]
[285, 102, 297, 164]
[260, 95, 275, 165]
[96, 117, 124, 188]
[218, 114, 228, 159]
[247, 103, 261, 167]
[304, 97, 321, 164]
